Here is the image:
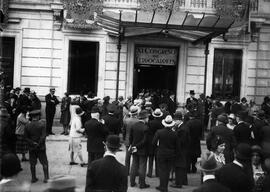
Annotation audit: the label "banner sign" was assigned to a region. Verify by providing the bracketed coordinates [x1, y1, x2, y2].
[135, 46, 178, 66]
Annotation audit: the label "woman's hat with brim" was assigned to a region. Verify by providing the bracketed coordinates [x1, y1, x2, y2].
[196, 151, 222, 173]
[162, 115, 175, 127]
[75, 107, 84, 116]
[105, 135, 122, 150]
[45, 175, 76, 192]
[152, 108, 163, 118]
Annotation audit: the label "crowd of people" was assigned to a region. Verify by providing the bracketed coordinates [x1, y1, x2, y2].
[1, 86, 270, 192]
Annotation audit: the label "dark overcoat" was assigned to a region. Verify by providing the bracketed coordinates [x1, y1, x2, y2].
[85, 156, 128, 192]
[147, 117, 163, 155]
[103, 114, 121, 135]
[85, 118, 108, 153]
[233, 122, 252, 144]
[129, 121, 148, 156]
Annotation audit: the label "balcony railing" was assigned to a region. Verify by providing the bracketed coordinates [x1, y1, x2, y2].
[103, 0, 259, 13]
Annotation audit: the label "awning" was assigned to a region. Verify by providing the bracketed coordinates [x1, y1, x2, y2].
[96, 10, 236, 44]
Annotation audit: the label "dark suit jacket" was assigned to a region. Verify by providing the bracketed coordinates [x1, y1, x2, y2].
[16, 94, 31, 114]
[215, 162, 253, 192]
[233, 122, 252, 144]
[193, 179, 231, 192]
[45, 93, 59, 113]
[152, 127, 178, 159]
[129, 121, 148, 156]
[175, 123, 189, 167]
[103, 114, 121, 135]
[185, 118, 202, 157]
[147, 117, 163, 155]
[85, 118, 109, 153]
[168, 98, 177, 116]
[85, 155, 128, 192]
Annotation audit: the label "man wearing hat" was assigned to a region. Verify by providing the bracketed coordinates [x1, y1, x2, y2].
[45, 88, 59, 135]
[24, 109, 49, 183]
[193, 152, 230, 192]
[85, 135, 128, 192]
[186, 90, 198, 112]
[252, 110, 267, 145]
[146, 108, 164, 178]
[129, 110, 150, 189]
[207, 114, 236, 163]
[234, 111, 252, 145]
[216, 143, 254, 192]
[84, 106, 109, 165]
[153, 115, 179, 192]
[103, 104, 121, 135]
[123, 105, 140, 174]
[185, 111, 202, 173]
[0, 153, 30, 192]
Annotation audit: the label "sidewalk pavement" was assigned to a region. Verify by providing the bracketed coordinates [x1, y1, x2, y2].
[16, 126, 203, 192]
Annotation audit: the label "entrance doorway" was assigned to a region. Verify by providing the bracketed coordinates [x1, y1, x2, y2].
[0, 37, 15, 87]
[133, 46, 178, 97]
[68, 41, 99, 94]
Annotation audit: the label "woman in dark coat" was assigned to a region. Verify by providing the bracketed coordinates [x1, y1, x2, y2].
[60, 92, 71, 135]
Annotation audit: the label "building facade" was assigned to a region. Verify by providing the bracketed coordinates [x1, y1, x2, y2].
[1, 0, 270, 111]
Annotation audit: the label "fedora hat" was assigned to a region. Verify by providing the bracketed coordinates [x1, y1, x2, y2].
[75, 107, 84, 116]
[162, 115, 175, 127]
[46, 175, 76, 192]
[138, 110, 149, 120]
[217, 114, 228, 124]
[152, 108, 163, 118]
[129, 105, 139, 115]
[235, 143, 252, 161]
[196, 151, 222, 173]
[1, 153, 22, 177]
[105, 135, 121, 150]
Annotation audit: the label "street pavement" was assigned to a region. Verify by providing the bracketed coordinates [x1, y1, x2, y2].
[17, 127, 205, 192]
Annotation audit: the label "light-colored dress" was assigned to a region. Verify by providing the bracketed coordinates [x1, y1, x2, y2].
[69, 115, 84, 153]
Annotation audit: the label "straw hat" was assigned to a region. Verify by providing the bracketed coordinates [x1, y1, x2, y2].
[162, 115, 175, 127]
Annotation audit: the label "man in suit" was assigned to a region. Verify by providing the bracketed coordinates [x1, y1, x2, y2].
[84, 106, 109, 165]
[147, 108, 164, 178]
[103, 104, 121, 135]
[153, 115, 179, 192]
[129, 110, 150, 189]
[185, 111, 202, 173]
[186, 90, 198, 112]
[193, 151, 231, 192]
[215, 143, 254, 192]
[45, 88, 59, 135]
[234, 111, 252, 145]
[167, 93, 177, 116]
[123, 105, 139, 175]
[85, 135, 128, 192]
[24, 110, 49, 183]
[207, 115, 237, 163]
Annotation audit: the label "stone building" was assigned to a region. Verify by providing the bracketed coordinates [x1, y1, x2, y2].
[0, 0, 270, 111]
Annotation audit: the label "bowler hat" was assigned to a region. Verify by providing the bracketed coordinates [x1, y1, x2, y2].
[190, 90, 195, 95]
[129, 105, 139, 115]
[152, 108, 163, 118]
[162, 115, 175, 127]
[217, 115, 227, 124]
[29, 109, 41, 116]
[196, 151, 222, 172]
[75, 107, 84, 116]
[23, 87, 30, 93]
[105, 135, 121, 149]
[46, 175, 76, 192]
[91, 105, 100, 113]
[235, 143, 252, 161]
[138, 110, 149, 120]
[1, 153, 22, 177]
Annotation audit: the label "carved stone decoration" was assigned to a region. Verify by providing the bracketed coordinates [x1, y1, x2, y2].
[0, 0, 9, 29]
[62, 0, 103, 29]
[139, 0, 182, 12]
[215, 0, 250, 20]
